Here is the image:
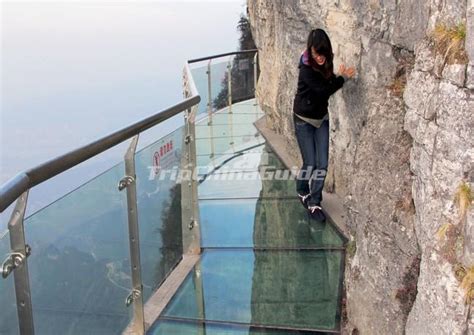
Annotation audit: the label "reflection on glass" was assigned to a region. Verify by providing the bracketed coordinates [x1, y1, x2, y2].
[196, 123, 260, 139]
[197, 150, 286, 176]
[210, 60, 230, 112]
[196, 145, 267, 168]
[0, 232, 20, 335]
[230, 55, 256, 104]
[199, 199, 344, 248]
[191, 61, 228, 115]
[195, 135, 265, 157]
[195, 98, 264, 126]
[198, 170, 296, 199]
[203, 54, 257, 110]
[135, 126, 184, 301]
[197, 112, 263, 126]
[197, 150, 290, 179]
[190, 63, 209, 115]
[162, 249, 342, 331]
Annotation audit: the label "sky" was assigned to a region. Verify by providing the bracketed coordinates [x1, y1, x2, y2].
[0, 0, 246, 225]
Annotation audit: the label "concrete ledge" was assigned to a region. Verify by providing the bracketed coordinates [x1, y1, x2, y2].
[144, 254, 200, 330]
[123, 254, 200, 334]
[255, 115, 351, 241]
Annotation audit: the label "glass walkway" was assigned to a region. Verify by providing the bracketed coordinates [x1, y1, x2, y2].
[0, 51, 346, 335]
[148, 100, 346, 334]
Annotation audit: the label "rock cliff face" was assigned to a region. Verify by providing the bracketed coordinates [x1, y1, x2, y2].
[248, 0, 473, 333]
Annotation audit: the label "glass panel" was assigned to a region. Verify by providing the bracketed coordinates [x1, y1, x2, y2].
[230, 54, 256, 104]
[149, 319, 327, 335]
[162, 249, 343, 331]
[197, 151, 286, 176]
[23, 161, 132, 334]
[196, 122, 260, 139]
[198, 170, 296, 199]
[196, 143, 269, 169]
[191, 60, 229, 116]
[134, 126, 184, 302]
[197, 111, 262, 126]
[229, 99, 262, 114]
[199, 199, 344, 248]
[190, 63, 209, 115]
[0, 231, 20, 335]
[196, 99, 264, 128]
[209, 60, 230, 112]
[195, 135, 265, 157]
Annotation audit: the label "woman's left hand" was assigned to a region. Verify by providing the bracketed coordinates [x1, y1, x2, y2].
[344, 66, 356, 78]
[338, 64, 356, 78]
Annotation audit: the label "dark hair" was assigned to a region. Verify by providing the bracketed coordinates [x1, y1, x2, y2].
[307, 29, 334, 79]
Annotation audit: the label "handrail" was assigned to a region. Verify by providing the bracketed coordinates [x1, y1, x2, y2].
[0, 49, 258, 212]
[1, 49, 258, 335]
[187, 49, 257, 64]
[0, 95, 200, 213]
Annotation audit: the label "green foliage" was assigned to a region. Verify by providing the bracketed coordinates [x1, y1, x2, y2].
[155, 184, 183, 286]
[346, 240, 357, 258]
[460, 266, 474, 304]
[431, 21, 468, 64]
[213, 12, 257, 110]
[455, 181, 472, 221]
[237, 14, 257, 51]
[454, 264, 474, 304]
[436, 223, 454, 240]
[436, 181, 473, 305]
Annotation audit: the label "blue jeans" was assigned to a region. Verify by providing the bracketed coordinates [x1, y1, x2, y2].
[293, 115, 329, 206]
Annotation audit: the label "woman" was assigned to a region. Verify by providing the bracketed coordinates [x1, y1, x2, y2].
[293, 29, 355, 221]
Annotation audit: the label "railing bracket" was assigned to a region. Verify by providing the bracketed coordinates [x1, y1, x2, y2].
[125, 289, 142, 307]
[2, 246, 31, 279]
[118, 176, 135, 191]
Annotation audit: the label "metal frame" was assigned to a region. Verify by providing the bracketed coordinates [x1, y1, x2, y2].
[253, 53, 258, 95]
[3, 191, 34, 334]
[227, 57, 233, 114]
[188, 49, 258, 64]
[0, 97, 200, 213]
[207, 60, 213, 121]
[227, 57, 235, 152]
[0, 49, 261, 335]
[206, 60, 216, 158]
[182, 63, 202, 255]
[119, 135, 145, 334]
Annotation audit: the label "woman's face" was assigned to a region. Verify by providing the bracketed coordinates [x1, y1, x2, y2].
[311, 47, 326, 66]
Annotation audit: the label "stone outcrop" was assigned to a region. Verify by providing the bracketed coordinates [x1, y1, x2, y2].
[248, 0, 473, 333]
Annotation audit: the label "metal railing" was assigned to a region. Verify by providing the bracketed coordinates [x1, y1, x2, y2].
[0, 49, 258, 335]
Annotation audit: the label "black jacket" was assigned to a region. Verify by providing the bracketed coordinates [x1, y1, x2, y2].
[293, 60, 344, 120]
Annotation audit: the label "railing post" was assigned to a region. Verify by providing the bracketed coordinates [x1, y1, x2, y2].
[207, 60, 216, 159]
[227, 57, 232, 114]
[119, 135, 145, 335]
[1, 191, 35, 335]
[181, 107, 201, 255]
[253, 52, 258, 117]
[207, 60, 213, 124]
[227, 56, 235, 149]
[253, 52, 258, 108]
[182, 65, 201, 255]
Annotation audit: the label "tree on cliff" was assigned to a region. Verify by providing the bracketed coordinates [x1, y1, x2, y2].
[213, 12, 257, 110]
